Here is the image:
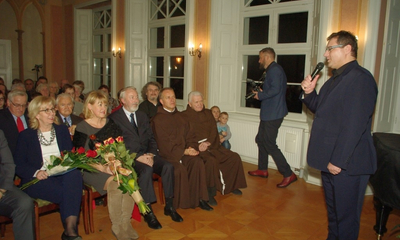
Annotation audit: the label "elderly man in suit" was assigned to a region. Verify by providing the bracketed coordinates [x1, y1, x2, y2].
[55, 93, 83, 135]
[301, 30, 378, 240]
[109, 86, 182, 230]
[0, 90, 29, 155]
[248, 47, 297, 188]
[0, 130, 35, 240]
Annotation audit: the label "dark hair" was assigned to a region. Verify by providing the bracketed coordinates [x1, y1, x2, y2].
[61, 83, 74, 93]
[259, 47, 276, 59]
[141, 81, 162, 100]
[98, 84, 110, 93]
[327, 30, 358, 58]
[159, 87, 174, 99]
[12, 79, 22, 85]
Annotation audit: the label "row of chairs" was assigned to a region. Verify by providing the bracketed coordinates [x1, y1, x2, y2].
[0, 173, 164, 239]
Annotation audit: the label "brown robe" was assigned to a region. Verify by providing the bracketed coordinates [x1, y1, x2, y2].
[182, 105, 247, 194]
[151, 106, 208, 209]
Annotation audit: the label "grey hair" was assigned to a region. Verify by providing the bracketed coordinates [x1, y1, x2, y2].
[7, 90, 28, 102]
[119, 86, 138, 100]
[36, 83, 49, 93]
[55, 93, 75, 105]
[11, 83, 26, 91]
[188, 91, 203, 103]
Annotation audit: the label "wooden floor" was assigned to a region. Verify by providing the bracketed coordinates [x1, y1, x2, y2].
[2, 162, 400, 240]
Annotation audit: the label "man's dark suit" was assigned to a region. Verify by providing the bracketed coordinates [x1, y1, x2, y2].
[0, 108, 29, 155]
[56, 112, 83, 126]
[302, 60, 377, 240]
[0, 130, 35, 240]
[109, 108, 173, 204]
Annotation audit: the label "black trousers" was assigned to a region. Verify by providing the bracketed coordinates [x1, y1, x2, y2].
[255, 118, 292, 177]
[134, 155, 174, 203]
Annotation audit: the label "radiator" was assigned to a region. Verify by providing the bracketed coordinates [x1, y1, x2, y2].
[228, 118, 304, 173]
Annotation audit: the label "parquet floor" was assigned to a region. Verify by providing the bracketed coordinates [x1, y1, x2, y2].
[2, 162, 400, 239]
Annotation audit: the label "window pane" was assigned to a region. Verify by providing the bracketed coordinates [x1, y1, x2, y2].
[242, 55, 264, 108]
[170, 25, 185, 48]
[277, 54, 305, 83]
[170, 56, 184, 77]
[149, 57, 164, 77]
[244, 16, 269, 45]
[170, 0, 186, 17]
[286, 85, 302, 113]
[106, 34, 112, 52]
[245, 0, 300, 7]
[170, 78, 184, 99]
[150, 27, 165, 49]
[93, 75, 102, 90]
[106, 58, 111, 75]
[105, 9, 112, 28]
[278, 12, 308, 43]
[93, 35, 103, 52]
[150, 0, 166, 20]
[94, 58, 103, 75]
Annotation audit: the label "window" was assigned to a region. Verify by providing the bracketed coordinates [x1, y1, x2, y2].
[93, 7, 112, 90]
[240, 0, 313, 114]
[148, 0, 187, 100]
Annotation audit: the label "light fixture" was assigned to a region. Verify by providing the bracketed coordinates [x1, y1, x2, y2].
[189, 43, 202, 59]
[112, 47, 122, 58]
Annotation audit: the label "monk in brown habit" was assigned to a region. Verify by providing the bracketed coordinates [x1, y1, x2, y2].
[182, 91, 247, 205]
[151, 88, 213, 211]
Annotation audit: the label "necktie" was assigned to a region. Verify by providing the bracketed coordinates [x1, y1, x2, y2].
[130, 113, 138, 134]
[17, 117, 24, 132]
[64, 117, 70, 127]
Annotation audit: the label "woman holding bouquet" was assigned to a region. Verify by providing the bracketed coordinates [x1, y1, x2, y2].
[73, 90, 139, 240]
[14, 96, 83, 240]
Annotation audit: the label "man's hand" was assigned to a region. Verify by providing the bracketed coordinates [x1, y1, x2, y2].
[184, 147, 199, 156]
[301, 74, 320, 94]
[136, 154, 154, 167]
[199, 142, 211, 152]
[253, 88, 263, 100]
[327, 162, 341, 175]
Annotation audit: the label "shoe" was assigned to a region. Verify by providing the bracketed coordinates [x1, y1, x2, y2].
[61, 232, 82, 240]
[231, 189, 242, 195]
[164, 206, 183, 222]
[277, 173, 297, 188]
[208, 196, 217, 206]
[199, 199, 213, 211]
[143, 212, 162, 229]
[248, 169, 269, 178]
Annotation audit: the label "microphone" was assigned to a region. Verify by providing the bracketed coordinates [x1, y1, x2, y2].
[310, 62, 324, 82]
[245, 92, 256, 100]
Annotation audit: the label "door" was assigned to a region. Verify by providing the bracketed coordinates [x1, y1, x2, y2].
[0, 39, 12, 86]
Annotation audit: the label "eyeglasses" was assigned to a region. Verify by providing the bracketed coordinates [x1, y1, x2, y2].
[9, 100, 27, 109]
[40, 108, 56, 114]
[325, 45, 344, 52]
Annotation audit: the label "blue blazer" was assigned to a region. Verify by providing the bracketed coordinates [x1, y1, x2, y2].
[0, 108, 29, 155]
[302, 61, 378, 175]
[14, 124, 72, 185]
[258, 61, 288, 121]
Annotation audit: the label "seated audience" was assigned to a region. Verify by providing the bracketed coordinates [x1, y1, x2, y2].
[210, 106, 220, 122]
[73, 90, 139, 239]
[24, 79, 35, 102]
[49, 81, 59, 99]
[151, 88, 212, 211]
[0, 84, 7, 98]
[55, 93, 83, 136]
[0, 129, 35, 240]
[35, 76, 48, 88]
[36, 83, 50, 97]
[72, 80, 85, 101]
[138, 81, 162, 119]
[0, 90, 6, 110]
[14, 96, 83, 240]
[98, 84, 119, 113]
[11, 83, 26, 92]
[217, 112, 232, 150]
[61, 84, 84, 117]
[182, 91, 247, 206]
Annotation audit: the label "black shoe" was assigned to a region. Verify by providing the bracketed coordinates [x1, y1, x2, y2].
[143, 212, 162, 229]
[199, 199, 213, 211]
[164, 206, 183, 222]
[208, 196, 217, 206]
[61, 232, 82, 240]
[231, 189, 242, 195]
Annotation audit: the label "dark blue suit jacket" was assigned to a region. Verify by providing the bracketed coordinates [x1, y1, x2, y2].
[109, 108, 158, 158]
[13, 124, 72, 185]
[258, 61, 288, 121]
[302, 61, 377, 175]
[0, 108, 29, 155]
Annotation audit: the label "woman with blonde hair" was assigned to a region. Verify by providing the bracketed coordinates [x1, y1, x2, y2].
[14, 96, 83, 240]
[73, 90, 139, 240]
[49, 81, 59, 99]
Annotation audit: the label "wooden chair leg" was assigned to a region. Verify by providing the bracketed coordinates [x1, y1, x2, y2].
[82, 190, 89, 235]
[153, 173, 165, 205]
[88, 190, 95, 233]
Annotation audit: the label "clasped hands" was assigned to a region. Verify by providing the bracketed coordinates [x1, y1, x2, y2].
[184, 142, 211, 156]
[136, 153, 155, 167]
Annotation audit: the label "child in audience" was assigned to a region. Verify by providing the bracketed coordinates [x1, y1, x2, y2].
[217, 112, 231, 150]
[210, 106, 220, 122]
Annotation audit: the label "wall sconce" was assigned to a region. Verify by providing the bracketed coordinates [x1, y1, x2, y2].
[189, 43, 202, 59]
[112, 47, 122, 58]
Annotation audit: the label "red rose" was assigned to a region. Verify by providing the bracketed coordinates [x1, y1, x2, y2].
[116, 136, 124, 143]
[89, 134, 96, 140]
[95, 142, 102, 149]
[104, 137, 113, 146]
[108, 138, 115, 144]
[86, 149, 98, 158]
[71, 147, 76, 153]
[77, 147, 85, 154]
